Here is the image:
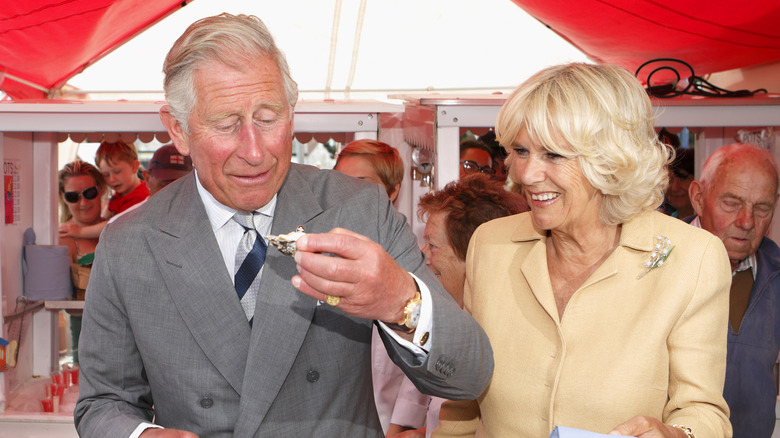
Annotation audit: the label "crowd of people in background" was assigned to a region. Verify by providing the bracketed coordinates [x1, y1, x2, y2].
[59, 115, 778, 438]
[53, 12, 779, 438]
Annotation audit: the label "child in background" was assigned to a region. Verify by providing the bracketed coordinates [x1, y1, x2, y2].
[108, 144, 194, 220]
[96, 140, 150, 216]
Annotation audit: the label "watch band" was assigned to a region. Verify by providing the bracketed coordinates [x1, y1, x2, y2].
[671, 424, 695, 438]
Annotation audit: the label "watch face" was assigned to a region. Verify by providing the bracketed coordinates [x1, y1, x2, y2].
[409, 305, 421, 328]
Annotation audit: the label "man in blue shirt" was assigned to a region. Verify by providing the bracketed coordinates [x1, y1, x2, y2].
[689, 142, 780, 438]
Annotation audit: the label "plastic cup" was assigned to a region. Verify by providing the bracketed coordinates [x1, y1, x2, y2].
[40, 398, 54, 412]
[68, 368, 79, 386]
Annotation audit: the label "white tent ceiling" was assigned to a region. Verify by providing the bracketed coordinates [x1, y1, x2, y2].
[63, 0, 590, 101]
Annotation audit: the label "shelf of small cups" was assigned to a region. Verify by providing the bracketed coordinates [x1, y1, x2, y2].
[40, 364, 79, 413]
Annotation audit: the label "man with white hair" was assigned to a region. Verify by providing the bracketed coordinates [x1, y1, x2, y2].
[688, 142, 780, 438]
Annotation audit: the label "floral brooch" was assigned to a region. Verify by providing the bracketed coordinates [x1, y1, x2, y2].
[637, 235, 674, 279]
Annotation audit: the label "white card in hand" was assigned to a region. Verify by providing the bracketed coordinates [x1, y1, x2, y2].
[549, 426, 635, 438]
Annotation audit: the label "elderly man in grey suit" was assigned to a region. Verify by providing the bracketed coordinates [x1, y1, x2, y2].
[74, 13, 493, 438]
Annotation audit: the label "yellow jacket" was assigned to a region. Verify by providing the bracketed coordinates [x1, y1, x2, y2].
[435, 210, 732, 438]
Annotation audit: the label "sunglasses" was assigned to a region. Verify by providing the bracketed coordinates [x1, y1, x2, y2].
[460, 160, 496, 175]
[63, 186, 99, 203]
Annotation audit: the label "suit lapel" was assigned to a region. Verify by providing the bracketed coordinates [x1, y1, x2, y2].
[235, 165, 326, 436]
[144, 175, 251, 395]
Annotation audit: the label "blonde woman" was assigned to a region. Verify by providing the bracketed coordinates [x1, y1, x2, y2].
[434, 63, 732, 438]
[58, 160, 107, 363]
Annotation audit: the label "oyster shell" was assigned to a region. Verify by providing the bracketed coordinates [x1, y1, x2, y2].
[265, 226, 305, 256]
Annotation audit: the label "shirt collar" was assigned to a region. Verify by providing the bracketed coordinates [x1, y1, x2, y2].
[691, 215, 757, 279]
[193, 169, 277, 232]
[736, 253, 757, 279]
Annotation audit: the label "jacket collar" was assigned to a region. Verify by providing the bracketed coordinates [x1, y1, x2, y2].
[511, 210, 658, 254]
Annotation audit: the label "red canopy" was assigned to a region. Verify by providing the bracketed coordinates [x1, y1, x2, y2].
[511, 0, 780, 81]
[0, 0, 186, 100]
[2, 1, 780, 100]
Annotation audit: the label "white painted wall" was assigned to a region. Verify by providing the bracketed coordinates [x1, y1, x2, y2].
[1, 131, 44, 408]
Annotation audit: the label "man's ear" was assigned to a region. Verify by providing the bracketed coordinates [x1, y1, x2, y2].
[389, 183, 400, 203]
[689, 180, 705, 217]
[160, 105, 191, 156]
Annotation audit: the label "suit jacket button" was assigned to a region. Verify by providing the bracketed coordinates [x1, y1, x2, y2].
[306, 370, 320, 382]
[200, 397, 214, 409]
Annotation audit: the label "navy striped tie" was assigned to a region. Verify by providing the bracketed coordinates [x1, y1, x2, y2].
[233, 211, 267, 325]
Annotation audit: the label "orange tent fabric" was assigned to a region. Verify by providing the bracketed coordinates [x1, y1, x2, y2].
[0, 0, 187, 100]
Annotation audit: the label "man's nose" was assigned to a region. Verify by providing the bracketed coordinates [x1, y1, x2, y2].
[238, 123, 265, 164]
[735, 207, 755, 230]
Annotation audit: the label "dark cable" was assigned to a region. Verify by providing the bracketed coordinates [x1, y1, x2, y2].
[635, 58, 767, 98]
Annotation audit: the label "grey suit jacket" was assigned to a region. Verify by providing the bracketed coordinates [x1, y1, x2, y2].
[74, 164, 493, 437]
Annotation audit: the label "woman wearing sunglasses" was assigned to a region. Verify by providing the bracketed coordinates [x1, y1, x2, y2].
[58, 160, 107, 364]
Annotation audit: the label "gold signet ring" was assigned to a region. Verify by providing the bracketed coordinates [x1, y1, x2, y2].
[325, 295, 341, 306]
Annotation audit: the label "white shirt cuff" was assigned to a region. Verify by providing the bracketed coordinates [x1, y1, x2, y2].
[376, 272, 433, 358]
[129, 422, 162, 438]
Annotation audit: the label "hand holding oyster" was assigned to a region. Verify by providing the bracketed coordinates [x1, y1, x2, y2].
[265, 226, 306, 256]
[267, 226, 341, 306]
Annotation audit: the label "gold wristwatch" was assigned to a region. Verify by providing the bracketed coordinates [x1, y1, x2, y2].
[396, 291, 422, 333]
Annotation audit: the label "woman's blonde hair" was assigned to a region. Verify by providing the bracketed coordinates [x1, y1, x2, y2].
[496, 62, 670, 226]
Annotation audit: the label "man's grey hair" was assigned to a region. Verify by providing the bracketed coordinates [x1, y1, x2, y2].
[162, 13, 299, 133]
